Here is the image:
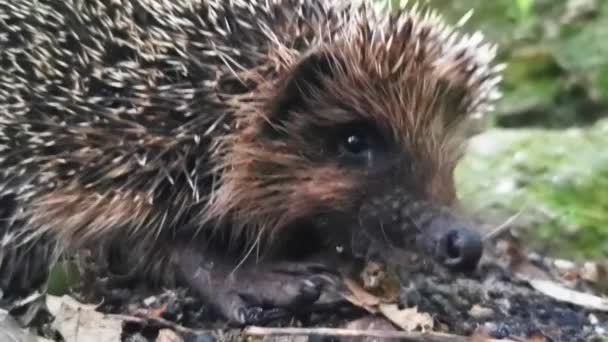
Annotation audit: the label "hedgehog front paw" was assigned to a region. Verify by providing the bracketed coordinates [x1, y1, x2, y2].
[223, 262, 341, 325]
[178, 255, 339, 325]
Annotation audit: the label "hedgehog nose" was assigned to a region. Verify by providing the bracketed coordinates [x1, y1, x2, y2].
[434, 227, 483, 271]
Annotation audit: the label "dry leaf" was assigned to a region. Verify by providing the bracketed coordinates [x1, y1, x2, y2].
[46, 294, 99, 315]
[46, 295, 124, 342]
[378, 304, 434, 332]
[528, 279, 608, 311]
[582, 260, 608, 295]
[360, 261, 400, 302]
[468, 327, 495, 342]
[135, 303, 168, 319]
[0, 309, 54, 342]
[343, 316, 399, 332]
[468, 304, 494, 319]
[342, 278, 383, 313]
[156, 329, 183, 342]
[526, 330, 550, 342]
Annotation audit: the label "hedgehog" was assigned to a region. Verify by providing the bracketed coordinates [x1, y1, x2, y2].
[0, 0, 503, 325]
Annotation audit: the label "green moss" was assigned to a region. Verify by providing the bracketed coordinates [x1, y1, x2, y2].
[47, 261, 81, 296]
[593, 64, 608, 99]
[526, 155, 608, 258]
[456, 120, 608, 259]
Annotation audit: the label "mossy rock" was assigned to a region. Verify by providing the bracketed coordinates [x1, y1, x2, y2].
[456, 118, 608, 260]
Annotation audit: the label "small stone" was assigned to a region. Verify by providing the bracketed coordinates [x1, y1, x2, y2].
[125, 333, 149, 342]
[588, 313, 599, 325]
[143, 296, 157, 307]
[486, 322, 512, 339]
[554, 259, 576, 271]
[468, 304, 494, 319]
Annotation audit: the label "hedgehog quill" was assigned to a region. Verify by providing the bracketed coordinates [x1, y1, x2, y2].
[0, 0, 503, 325]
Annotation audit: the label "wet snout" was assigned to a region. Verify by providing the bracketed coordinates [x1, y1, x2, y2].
[357, 190, 484, 271]
[416, 217, 483, 272]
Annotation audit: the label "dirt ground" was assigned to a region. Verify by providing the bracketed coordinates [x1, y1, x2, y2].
[2, 235, 607, 342]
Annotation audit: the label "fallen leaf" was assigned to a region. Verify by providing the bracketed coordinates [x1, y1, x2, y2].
[360, 261, 400, 302]
[528, 279, 608, 311]
[46, 295, 100, 315]
[156, 329, 183, 342]
[582, 260, 608, 295]
[342, 278, 383, 313]
[0, 309, 54, 342]
[468, 304, 494, 319]
[135, 303, 168, 319]
[468, 327, 495, 342]
[526, 330, 551, 342]
[343, 316, 398, 332]
[46, 295, 124, 342]
[378, 304, 434, 332]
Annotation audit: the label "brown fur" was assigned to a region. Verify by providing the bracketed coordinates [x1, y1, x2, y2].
[206, 14, 499, 245]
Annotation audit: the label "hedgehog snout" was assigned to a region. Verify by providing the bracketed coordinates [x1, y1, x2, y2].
[431, 225, 483, 272]
[403, 205, 484, 273]
[357, 190, 484, 271]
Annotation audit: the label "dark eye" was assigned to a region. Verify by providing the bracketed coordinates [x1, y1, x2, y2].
[337, 127, 377, 164]
[343, 133, 369, 156]
[333, 122, 385, 165]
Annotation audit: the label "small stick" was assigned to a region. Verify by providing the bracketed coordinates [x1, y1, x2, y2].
[108, 315, 517, 342]
[483, 204, 527, 241]
[244, 326, 515, 342]
[108, 313, 220, 336]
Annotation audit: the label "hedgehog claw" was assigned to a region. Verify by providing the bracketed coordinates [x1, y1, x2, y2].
[177, 251, 338, 325]
[212, 269, 327, 325]
[236, 307, 289, 325]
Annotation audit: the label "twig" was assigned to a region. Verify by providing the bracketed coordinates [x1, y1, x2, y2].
[100, 313, 522, 342]
[9, 291, 45, 309]
[108, 313, 520, 342]
[108, 313, 222, 336]
[483, 203, 527, 241]
[243, 326, 515, 342]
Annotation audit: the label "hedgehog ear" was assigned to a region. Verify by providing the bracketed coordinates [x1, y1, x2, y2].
[263, 50, 339, 136]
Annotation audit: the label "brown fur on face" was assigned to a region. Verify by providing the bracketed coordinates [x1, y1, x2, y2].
[206, 3, 502, 252]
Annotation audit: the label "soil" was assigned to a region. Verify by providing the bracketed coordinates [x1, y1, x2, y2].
[3, 235, 608, 342]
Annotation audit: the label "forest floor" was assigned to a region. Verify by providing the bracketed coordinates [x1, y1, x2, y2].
[2, 232, 607, 342]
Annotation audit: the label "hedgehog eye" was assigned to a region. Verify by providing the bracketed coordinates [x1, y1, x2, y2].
[338, 128, 375, 163]
[343, 133, 369, 155]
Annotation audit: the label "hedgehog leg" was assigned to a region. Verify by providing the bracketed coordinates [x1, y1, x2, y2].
[177, 247, 340, 325]
[0, 236, 56, 300]
[0, 195, 56, 301]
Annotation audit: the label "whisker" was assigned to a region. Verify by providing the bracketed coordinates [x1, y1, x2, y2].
[402, 209, 423, 233]
[229, 229, 263, 277]
[378, 221, 397, 251]
[483, 200, 529, 241]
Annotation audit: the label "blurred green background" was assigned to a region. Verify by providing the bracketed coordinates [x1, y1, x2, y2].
[387, 0, 608, 260]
